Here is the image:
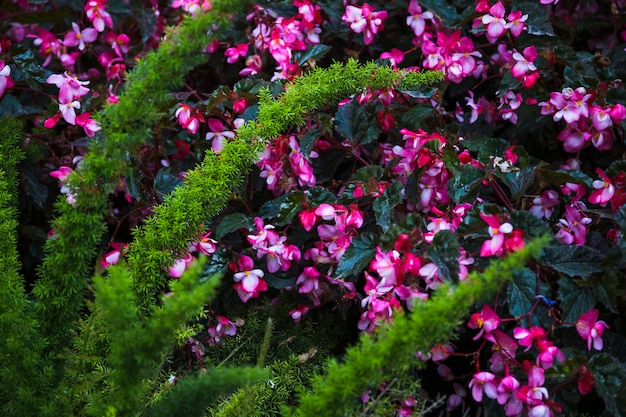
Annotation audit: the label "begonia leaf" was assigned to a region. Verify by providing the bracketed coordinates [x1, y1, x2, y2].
[334, 101, 381, 144]
[18, 164, 48, 208]
[265, 271, 297, 289]
[558, 277, 597, 324]
[418, 0, 459, 27]
[426, 230, 460, 284]
[312, 148, 346, 184]
[199, 249, 230, 279]
[216, 213, 254, 240]
[399, 104, 434, 131]
[588, 354, 626, 417]
[349, 165, 383, 183]
[153, 169, 183, 200]
[540, 244, 604, 278]
[506, 268, 550, 323]
[448, 164, 484, 203]
[335, 232, 377, 279]
[499, 166, 537, 201]
[373, 181, 403, 232]
[294, 44, 331, 66]
[509, 210, 552, 240]
[518, 1, 555, 37]
[258, 191, 305, 226]
[11, 44, 51, 90]
[306, 187, 337, 205]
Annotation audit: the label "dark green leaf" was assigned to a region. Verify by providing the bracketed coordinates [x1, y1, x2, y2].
[349, 165, 384, 183]
[418, 0, 460, 27]
[335, 232, 378, 279]
[199, 249, 230, 280]
[501, 166, 537, 201]
[535, 168, 593, 190]
[518, 2, 555, 36]
[18, 164, 48, 208]
[216, 213, 254, 240]
[442, 143, 461, 176]
[334, 101, 381, 144]
[312, 148, 346, 184]
[462, 137, 508, 164]
[294, 44, 331, 66]
[258, 193, 290, 220]
[540, 244, 604, 278]
[591, 271, 620, 313]
[153, 169, 183, 199]
[0, 94, 40, 117]
[427, 230, 460, 284]
[276, 191, 306, 226]
[373, 181, 403, 232]
[507, 268, 550, 322]
[558, 277, 597, 324]
[12, 44, 52, 90]
[449, 164, 484, 203]
[265, 271, 297, 289]
[134, 5, 158, 42]
[588, 354, 626, 417]
[509, 210, 551, 239]
[300, 127, 321, 159]
[306, 187, 337, 205]
[497, 72, 522, 97]
[399, 104, 434, 131]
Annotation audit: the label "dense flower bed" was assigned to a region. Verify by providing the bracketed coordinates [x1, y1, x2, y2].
[1, 0, 626, 416]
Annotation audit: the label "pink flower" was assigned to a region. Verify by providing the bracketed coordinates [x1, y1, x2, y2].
[506, 10, 528, 37]
[232, 255, 268, 303]
[169, 253, 194, 278]
[76, 112, 101, 137]
[175, 103, 205, 134]
[529, 190, 560, 219]
[47, 72, 90, 99]
[511, 46, 537, 79]
[50, 166, 73, 182]
[406, 0, 433, 37]
[101, 242, 127, 268]
[289, 304, 309, 323]
[85, 0, 113, 32]
[342, 4, 388, 45]
[225, 43, 249, 64]
[588, 168, 615, 207]
[0, 60, 14, 97]
[63, 22, 98, 51]
[469, 372, 498, 402]
[58, 87, 81, 125]
[576, 309, 609, 351]
[208, 315, 241, 344]
[555, 204, 592, 245]
[205, 119, 235, 152]
[479, 212, 513, 257]
[468, 304, 501, 340]
[482, 2, 507, 40]
[380, 48, 405, 68]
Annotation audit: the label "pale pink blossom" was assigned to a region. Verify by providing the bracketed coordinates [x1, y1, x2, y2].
[576, 309, 609, 351]
[63, 22, 98, 51]
[406, 0, 433, 37]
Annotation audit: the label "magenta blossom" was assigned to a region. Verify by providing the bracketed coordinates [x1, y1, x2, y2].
[0, 60, 14, 98]
[479, 212, 514, 257]
[511, 45, 537, 79]
[342, 3, 388, 45]
[482, 2, 507, 40]
[63, 22, 98, 51]
[469, 372, 498, 402]
[576, 309, 609, 351]
[406, 0, 433, 37]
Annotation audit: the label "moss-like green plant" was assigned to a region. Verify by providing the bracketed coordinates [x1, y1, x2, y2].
[91, 257, 266, 416]
[0, 117, 55, 416]
[288, 237, 550, 417]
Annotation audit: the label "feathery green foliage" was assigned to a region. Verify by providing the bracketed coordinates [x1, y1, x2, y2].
[0, 117, 54, 416]
[92, 257, 223, 415]
[289, 237, 550, 417]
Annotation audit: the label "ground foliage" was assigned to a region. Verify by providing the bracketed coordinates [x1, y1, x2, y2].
[1, 0, 626, 416]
